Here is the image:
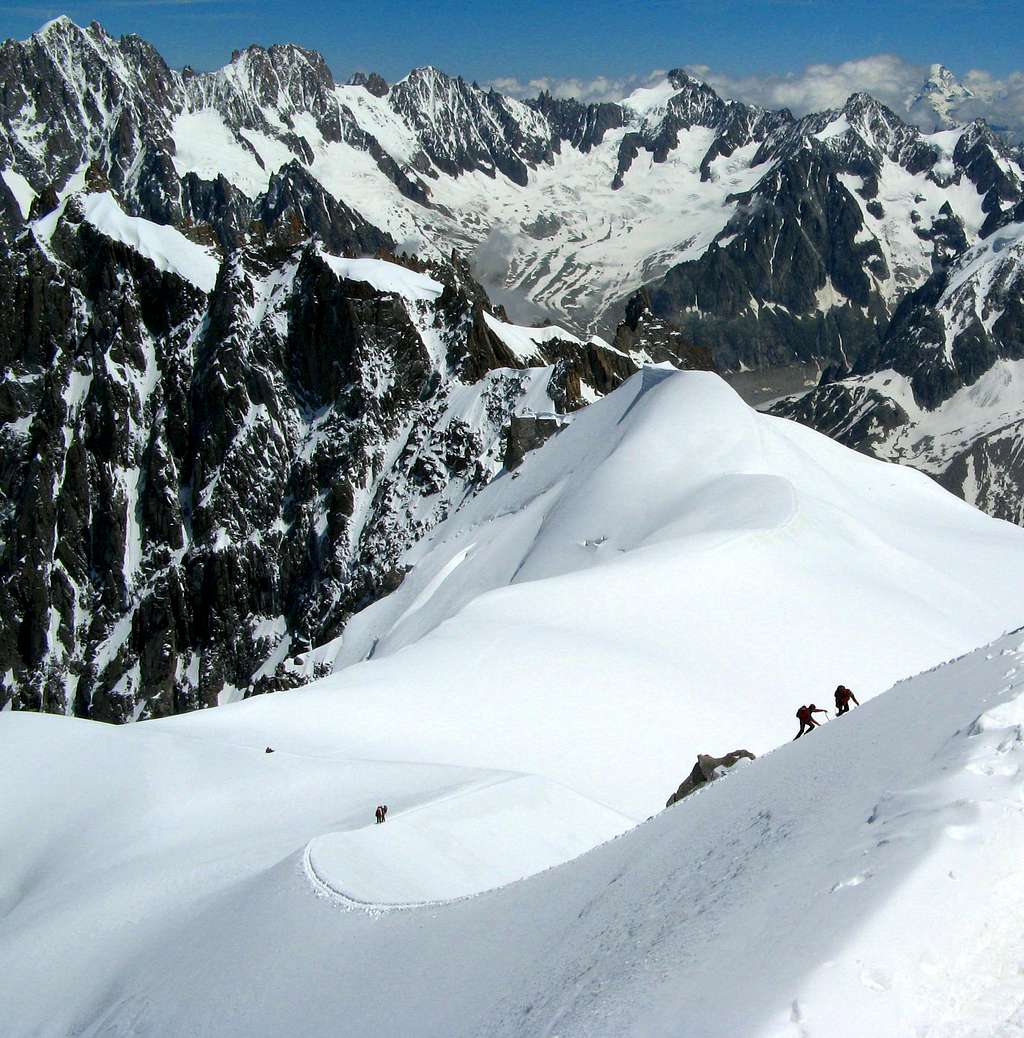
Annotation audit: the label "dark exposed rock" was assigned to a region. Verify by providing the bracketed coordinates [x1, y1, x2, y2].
[504, 414, 562, 470]
[527, 91, 626, 154]
[666, 750, 756, 807]
[348, 71, 389, 98]
[388, 67, 550, 187]
[614, 290, 716, 371]
[256, 161, 394, 255]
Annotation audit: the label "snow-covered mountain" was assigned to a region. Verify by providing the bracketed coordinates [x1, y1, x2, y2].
[905, 63, 978, 130]
[2, 19, 1021, 353]
[3, 15, 1024, 721]
[4, 369, 1024, 1035]
[773, 199, 1024, 522]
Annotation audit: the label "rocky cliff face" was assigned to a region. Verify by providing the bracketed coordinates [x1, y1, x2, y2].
[0, 179, 635, 720]
[772, 208, 1024, 523]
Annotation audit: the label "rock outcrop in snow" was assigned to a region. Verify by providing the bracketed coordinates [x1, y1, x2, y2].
[665, 750, 755, 807]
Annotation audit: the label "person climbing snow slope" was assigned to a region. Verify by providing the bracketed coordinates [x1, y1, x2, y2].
[794, 703, 827, 739]
[834, 685, 860, 716]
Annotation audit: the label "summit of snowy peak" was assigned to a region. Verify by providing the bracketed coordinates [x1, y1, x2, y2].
[222, 40, 336, 91]
[918, 64, 974, 107]
[32, 14, 79, 40]
[667, 67, 701, 90]
[924, 63, 972, 98]
[396, 64, 459, 88]
[620, 76, 678, 116]
[388, 64, 552, 186]
[797, 91, 937, 170]
[906, 64, 976, 129]
[665, 70, 726, 116]
[841, 91, 895, 120]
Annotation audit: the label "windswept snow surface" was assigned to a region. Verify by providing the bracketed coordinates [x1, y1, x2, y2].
[6, 630, 1024, 1034]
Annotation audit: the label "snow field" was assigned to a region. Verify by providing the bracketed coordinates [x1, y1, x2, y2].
[305, 773, 632, 907]
[5, 629, 1024, 1035]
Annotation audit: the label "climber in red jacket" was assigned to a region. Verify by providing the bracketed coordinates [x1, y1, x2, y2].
[834, 685, 860, 716]
[794, 703, 827, 739]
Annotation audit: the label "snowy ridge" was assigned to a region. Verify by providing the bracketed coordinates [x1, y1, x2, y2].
[150, 370, 1024, 823]
[317, 249, 444, 300]
[481, 309, 583, 361]
[81, 191, 221, 291]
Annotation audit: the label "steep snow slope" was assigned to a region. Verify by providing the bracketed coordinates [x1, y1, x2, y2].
[4, 624, 1024, 1035]
[150, 368, 1024, 819]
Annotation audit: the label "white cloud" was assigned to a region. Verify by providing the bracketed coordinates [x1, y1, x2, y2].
[686, 55, 924, 114]
[487, 70, 666, 105]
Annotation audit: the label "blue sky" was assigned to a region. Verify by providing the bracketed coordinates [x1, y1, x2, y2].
[1, 0, 1021, 84]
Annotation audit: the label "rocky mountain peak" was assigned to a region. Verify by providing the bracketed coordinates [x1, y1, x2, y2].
[906, 63, 976, 130]
[666, 67, 697, 90]
[33, 14, 81, 41]
[207, 41, 337, 117]
[348, 71, 389, 97]
[389, 65, 551, 186]
[924, 63, 972, 99]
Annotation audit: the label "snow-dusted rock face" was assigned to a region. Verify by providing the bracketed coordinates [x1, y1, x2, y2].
[0, 177, 656, 720]
[773, 206, 1024, 523]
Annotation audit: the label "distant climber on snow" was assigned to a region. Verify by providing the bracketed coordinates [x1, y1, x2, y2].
[375, 805, 384, 824]
[382, 804, 389, 822]
[794, 703, 827, 739]
[834, 685, 859, 715]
